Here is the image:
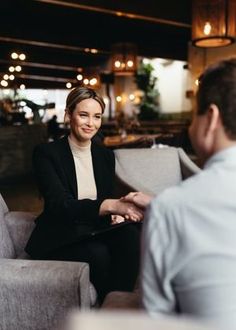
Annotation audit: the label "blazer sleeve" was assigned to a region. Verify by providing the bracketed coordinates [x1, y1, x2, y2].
[32, 143, 115, 226]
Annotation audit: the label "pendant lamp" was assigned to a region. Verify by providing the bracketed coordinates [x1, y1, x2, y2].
[192, 0, 236, 47]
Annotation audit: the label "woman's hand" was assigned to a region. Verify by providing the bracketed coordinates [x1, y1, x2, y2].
[99, 199, 144, 222]
[111, 214, 125, 225]
[120, 192, 153, 209]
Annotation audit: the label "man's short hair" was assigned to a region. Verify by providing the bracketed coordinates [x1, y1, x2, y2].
[197, 57, 236, 139]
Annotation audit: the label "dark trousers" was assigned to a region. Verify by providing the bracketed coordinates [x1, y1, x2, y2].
[44, 223, 141, 303]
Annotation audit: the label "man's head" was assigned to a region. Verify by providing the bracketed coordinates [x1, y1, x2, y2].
[189, 58, 236, 162]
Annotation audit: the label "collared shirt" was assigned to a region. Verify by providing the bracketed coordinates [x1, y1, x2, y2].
[142, 146, 236, 330]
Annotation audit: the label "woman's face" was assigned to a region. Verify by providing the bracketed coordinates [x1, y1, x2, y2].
[68, 98, 102, 145]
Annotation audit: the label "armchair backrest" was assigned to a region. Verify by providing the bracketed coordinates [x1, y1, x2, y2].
[0, 193, 9, 214]
[0, 193, 36, 259]
[5, 211, 36, 258]
[114, 147, 200, 197]
[0, 193, 16, 258]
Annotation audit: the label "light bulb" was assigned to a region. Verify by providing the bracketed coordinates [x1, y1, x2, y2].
[203, 22, 211, 36]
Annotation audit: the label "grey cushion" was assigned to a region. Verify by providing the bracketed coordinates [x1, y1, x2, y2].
[114, 147, 183, 195]
[0, 204, 15, 259]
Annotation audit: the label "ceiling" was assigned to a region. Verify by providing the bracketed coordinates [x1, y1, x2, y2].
[0, 0, 192, 89]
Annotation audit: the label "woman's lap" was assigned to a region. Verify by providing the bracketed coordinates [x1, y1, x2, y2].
[43, 222, 141, 302]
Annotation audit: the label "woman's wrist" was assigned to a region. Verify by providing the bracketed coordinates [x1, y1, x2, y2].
[99, 199, 116, 216]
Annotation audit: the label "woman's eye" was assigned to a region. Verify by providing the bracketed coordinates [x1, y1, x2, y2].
[79, 113, 87, 118]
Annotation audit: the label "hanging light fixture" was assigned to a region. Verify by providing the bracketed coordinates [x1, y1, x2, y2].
[192, 0, 236, 47]
[111, 43, 137, 75]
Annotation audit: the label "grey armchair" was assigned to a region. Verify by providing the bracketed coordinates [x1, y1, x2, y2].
[0, 194, 96, 330]
[104, 147, 201, 309]
[114, 147, 200, 197]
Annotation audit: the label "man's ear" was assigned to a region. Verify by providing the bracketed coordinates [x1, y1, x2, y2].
[205, 104, 220, 136]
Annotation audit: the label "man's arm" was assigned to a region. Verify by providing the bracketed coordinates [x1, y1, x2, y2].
[141, 199, 177, 315]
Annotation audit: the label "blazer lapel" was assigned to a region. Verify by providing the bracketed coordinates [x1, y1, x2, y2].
[91, 142, 106, 199]
[57, 136, 77, 197]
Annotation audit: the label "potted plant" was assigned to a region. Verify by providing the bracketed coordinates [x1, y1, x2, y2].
[135, 61, 160, 120]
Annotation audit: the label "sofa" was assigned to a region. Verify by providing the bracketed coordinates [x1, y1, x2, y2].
[0, 147, 200, 329]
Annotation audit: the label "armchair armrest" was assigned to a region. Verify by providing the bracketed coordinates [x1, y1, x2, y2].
[177, 148, 201, 179]
[0, 258, 94, 330]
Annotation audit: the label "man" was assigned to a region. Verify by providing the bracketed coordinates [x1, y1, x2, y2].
[141, 58, 236, 329]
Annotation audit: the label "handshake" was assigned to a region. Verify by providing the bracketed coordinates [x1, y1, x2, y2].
[111, 192, 153, 225]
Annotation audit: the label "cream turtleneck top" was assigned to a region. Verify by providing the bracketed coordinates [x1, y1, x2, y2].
[68, 137, 97, 200]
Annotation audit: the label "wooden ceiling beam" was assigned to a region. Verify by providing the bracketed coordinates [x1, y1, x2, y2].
[35, 0, 191, 28]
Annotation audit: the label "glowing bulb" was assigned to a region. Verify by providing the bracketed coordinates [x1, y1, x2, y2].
[3, 74, 9, 80]
[114, 60, 121, 68]
[116, 96, 122, 102]
[203, 22, 211, 35]
[9, 66, 15, 72]
[66, 82, 72, 89]
[15, 65, 22, 72]
[127, 60, 134, 68]
[1, 80, 8, 87]
[11, 52, 18, 59]
[19, 53, 26, 61]
[83, 78, 89, 85]
[20, 84, 25, 90]
[9, 74, 15, 80]
[89, 78, 97, 86]
[77, 74, 83, 81]
[129, 94, 135, 101]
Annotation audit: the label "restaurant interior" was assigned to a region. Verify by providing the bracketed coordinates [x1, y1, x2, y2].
[0, 0, 236, 329]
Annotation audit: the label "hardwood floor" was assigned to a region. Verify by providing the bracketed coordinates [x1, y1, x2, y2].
[0, 175, 43, 214]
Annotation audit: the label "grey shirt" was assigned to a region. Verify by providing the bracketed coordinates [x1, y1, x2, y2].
[142, 146, 236, 330]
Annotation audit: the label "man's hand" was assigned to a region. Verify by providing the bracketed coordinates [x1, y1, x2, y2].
[100, 198, 144, 222]
[120, 192, 153, 209]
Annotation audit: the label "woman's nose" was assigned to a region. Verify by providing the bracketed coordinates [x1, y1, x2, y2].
[87, 116, 94, 126]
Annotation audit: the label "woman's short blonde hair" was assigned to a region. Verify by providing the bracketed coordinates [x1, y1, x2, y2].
[65, 87, 105, 114]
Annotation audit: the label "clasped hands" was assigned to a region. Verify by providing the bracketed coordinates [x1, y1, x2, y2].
[111, 192, 153, 225]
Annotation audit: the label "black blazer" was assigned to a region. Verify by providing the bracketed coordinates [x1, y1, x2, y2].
[25, 135, 115, 258]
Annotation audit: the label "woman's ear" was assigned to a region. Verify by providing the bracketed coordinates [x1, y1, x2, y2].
[64, 108, 70, 124]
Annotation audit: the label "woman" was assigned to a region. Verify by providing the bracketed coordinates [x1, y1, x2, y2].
[25, 87, 143, 303]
